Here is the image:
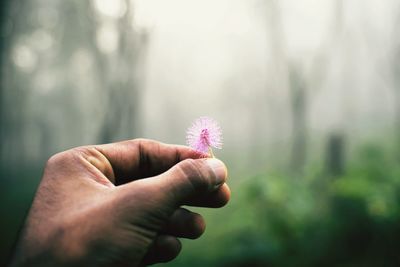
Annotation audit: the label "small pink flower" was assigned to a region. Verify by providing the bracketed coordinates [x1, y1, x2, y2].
[186, 116, 223, 155]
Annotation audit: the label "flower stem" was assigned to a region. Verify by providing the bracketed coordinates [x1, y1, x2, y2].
[208, 146, 215, 158]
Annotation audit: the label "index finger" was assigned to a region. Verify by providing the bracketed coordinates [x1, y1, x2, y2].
[95, 139, 206, 185]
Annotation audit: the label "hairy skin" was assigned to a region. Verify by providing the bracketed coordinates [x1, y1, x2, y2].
[10, 139, 230, 267]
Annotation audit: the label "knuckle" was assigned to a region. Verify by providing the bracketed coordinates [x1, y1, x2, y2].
[46, 151, 68, 167]
[45, 148, 84, 172]
[127, 138, 157, 148]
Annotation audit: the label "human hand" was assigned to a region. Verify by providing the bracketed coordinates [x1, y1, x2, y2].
[10, 139, 230, 267]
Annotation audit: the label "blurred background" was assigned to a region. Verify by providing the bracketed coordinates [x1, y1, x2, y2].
[1, 0, 400, 266]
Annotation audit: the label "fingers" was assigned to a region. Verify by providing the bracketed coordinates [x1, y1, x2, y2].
[150, 157, 228, 207]
[162, 208, 206, 239]
[94, 139, 206, 185]
[186, 183, 231, 208]
[141, 209, 206, 265]
[141, 235, 181, 265]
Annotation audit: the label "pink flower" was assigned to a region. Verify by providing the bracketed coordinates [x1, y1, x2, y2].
[186, 116, 223, 155]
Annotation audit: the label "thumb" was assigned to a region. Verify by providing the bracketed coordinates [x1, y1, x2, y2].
[154, 158, 228, 206]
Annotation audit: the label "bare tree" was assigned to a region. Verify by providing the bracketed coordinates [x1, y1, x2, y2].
[0, 0, 36, 167]
[0, 0, 13, 167]
[261, 0, 292, 169]
[392, 3, 400, 160]
[81, 1, 148, 144]
[288, 63, 308, 174]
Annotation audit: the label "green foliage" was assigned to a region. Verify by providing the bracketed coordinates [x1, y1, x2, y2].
[166, 143, 400, 267]
[2, 143, 400, 267]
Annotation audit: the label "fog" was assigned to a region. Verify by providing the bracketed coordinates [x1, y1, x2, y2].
[2, 0, 400, 266]
[2, 1, 398, 177]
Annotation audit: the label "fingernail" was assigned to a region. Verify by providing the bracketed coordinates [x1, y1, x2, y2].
[206, 158, 227, 186]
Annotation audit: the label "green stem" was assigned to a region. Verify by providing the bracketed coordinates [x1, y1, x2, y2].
[208, 146, 215, 158]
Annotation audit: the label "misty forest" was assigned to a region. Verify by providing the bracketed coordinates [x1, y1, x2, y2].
[1, 0, 400, 266]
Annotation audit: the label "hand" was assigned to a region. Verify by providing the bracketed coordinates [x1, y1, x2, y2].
[10, 139, 230, 267]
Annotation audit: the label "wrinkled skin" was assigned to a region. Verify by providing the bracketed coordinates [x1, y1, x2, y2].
[10, 139, 230, 267]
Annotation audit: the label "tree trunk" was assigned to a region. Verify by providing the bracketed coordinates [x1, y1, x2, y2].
[289, 64, 308, 174]
[325, 133, 345, 177]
